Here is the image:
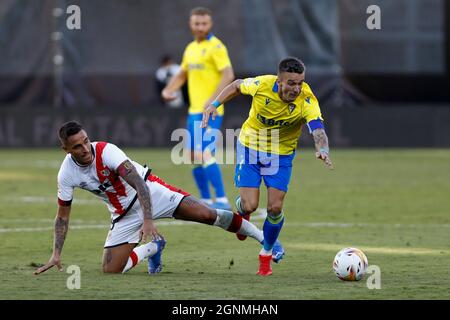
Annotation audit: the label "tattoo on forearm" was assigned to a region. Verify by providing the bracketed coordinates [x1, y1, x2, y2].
[119, 161, 153, 220]
[136, 180, 152, 220]
[54, 216, 68, 254]
[312, 128, 330, 151]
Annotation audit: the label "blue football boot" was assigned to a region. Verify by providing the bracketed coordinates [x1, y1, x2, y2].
[148, 237, 166, 274]
[271, 239, 285, 263]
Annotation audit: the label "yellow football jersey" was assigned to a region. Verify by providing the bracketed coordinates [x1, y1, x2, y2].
[181, 34, 232, 116]
[239, 75, 323, 155]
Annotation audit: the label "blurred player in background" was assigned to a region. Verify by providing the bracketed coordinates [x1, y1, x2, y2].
[155, 55, 184, 108]
[34, 121, 283, 276]
[202, 57, 333, 276]
[162, 7, 234, 210]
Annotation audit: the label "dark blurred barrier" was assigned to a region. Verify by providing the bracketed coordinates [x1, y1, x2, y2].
[1, 104, 449, 148]
[1, 0, 447, 107]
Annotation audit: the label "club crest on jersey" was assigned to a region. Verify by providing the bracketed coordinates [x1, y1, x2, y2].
[101, 169, 110, 177]
[288, 103, 296, 114]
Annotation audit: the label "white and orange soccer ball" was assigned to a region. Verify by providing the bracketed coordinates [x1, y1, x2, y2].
[332, 247, 368, 281]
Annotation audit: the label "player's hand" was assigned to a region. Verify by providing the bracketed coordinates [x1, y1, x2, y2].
[140, 219, 161, 243]
[201, 105, 218, 128]
[33, 254, 63, 275]
[316, 151, 334, 170]
[161, 89, 177, 102]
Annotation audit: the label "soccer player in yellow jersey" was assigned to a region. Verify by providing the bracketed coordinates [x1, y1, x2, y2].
[162, 7, 234, 210]
[202, 57, 334, 276]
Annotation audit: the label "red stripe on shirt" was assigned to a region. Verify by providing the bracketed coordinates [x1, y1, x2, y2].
[95, 141, 125, 214]
[148, 174, 190, 196]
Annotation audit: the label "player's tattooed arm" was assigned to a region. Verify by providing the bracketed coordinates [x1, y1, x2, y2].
[118, 160, 160, 242]
[312, 128, 334, 170]
[54, 215, 69, 254]
[33, 205, 70, 274]
[117, 160, 153, 220]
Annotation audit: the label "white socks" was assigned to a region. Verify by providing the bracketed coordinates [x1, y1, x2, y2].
[201, 199, 213, 205]
[122, 242, 158, 273]
[214, 209, 264, 243]
[215, 197, 229, 204]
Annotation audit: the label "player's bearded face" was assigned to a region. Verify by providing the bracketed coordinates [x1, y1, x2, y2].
[63, 130, 93, 165]
[190, 14, 212, 40]
[277, 72, 305, 103]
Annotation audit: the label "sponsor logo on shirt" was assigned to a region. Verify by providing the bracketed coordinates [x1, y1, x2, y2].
[256, 113, 290, 127]
[188, 63, 205, 70]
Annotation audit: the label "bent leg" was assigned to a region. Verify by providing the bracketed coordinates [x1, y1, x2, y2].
[173, 195, 217, 224]
[238, 187, 260, 215]
[173, 196, 263, 243]
[262, 187, 286, 253]
[102, 243, 136, 273]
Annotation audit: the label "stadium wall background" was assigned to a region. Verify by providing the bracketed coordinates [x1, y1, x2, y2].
[1, 104, 449, 148]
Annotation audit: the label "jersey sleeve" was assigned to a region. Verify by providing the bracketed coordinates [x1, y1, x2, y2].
[57, 166, 74, 206]
[102, 143, 130, 172]
[211, 42, 232, 71]
[239, 76, 264, 97]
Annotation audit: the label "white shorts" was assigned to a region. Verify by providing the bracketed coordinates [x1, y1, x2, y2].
[104, 176, 188, 248]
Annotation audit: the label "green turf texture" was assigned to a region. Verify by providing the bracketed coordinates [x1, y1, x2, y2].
[0, 148, 449, 299]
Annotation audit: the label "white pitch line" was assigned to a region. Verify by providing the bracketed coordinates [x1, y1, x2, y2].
[0, 160, 62, 169]
[0, 220, 189, 233]
[286, 242, 450, 255]
[0, 211, 267, 233]
[16, 196, 99, 205]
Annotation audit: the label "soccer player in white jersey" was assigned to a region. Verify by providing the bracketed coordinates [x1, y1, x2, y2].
[34, 121, 284, 275]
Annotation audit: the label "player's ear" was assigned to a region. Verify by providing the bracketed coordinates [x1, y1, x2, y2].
[60, 140, 68, 153]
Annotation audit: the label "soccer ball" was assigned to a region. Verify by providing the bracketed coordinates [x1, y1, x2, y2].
[332, 247, 368, 281]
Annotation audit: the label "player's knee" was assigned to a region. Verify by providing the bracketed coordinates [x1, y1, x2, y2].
[267, 203, 283, 216]
[102, 265, 122, 274]
[240, 198, 258, 215]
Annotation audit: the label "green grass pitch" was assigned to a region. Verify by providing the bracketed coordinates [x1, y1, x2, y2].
[0, 148, 449, 299]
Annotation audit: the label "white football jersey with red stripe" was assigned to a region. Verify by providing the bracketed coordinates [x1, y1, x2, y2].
[57, 142, 148, 218]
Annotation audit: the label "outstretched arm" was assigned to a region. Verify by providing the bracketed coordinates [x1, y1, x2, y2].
[312, 128, 334, 170]
[34, 205, 71, 274]
[203, 67, 235, 109]
[201, 79, 243, 128]
[117, 160, 160, 242]
[161, 69, 187, 101]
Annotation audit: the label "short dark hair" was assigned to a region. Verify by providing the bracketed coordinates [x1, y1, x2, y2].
[278, 57, 305, 74]
[161, 54, 173, 65]
[59, 121, 83, 142]
[190, 7, 212, 17]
